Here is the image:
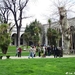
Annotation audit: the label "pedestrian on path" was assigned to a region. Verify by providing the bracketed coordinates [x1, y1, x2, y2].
[18, 46, 22, 57]
[38, 45, 41, 57]
[28, 46, 34, 58]
[33, 46, 36, 57]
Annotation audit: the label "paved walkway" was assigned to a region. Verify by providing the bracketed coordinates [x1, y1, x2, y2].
[2, 55, 75, 59]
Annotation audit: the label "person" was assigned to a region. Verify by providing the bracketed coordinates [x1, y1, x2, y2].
[38, 45, 41, 57]
[18, 46, 22, 57]
[43, 46, 45, 54]
[42, 45, 46, 57]
[28, 46, 34, 58]
[52, 45, 57, 58]
[33, 46, 36, 57]
[47, 45, 51, 56]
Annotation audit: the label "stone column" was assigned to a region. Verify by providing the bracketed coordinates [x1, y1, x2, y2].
[44, 25, 48, 46]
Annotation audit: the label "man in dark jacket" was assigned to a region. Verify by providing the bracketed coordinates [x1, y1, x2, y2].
[47, 45, 51, 56]
[52, 45, 58, 58]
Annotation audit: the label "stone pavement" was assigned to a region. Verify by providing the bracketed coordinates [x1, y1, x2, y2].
[2, 55, 75, 59]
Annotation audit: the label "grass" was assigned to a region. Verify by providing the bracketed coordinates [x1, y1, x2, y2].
[0, 46, 30, 56]
[0, 58, 75, 75]
[0, 46, 40, 56]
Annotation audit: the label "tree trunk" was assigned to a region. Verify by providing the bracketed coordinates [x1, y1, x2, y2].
[1, 46, 8, 54]
[16, 26, 20, 47]
[59, 7, 70, 54]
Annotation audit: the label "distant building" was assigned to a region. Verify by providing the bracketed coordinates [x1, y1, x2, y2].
[10, 27, 25, 45]
[43, 17, 75, 52]
[11, 17, 75, 51]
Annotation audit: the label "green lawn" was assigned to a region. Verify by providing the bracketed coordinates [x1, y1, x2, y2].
[0, 58, 75, 75]
[0, 46, 40, 56]
[0, 46, 30, 56]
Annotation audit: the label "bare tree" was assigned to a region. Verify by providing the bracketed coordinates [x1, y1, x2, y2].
[47, 0, 75, 21]
[2, 0, 29, 47]
[58, 7, 70, 53]
[0, 2, 16, 39]
[48, 0, 75, 54]
[0, 5, 9, 23]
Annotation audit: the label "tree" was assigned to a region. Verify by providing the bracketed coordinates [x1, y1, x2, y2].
[2, 0, 29, 47]
[47, 19, 59, 46]
[47, 0, 75, 53]
[24, 31, 31, 47]
[33, 26, 40, 46]
[48, 19, 51, 28]
[47, 28, 59, 46]
[0, 2, 16, 32]
[49, 0, 75, 21]
[0, 23, 11, 54]
[24, 19, 42, 46]
[0, 6, 9, 23]
[47, 28, 52, 45]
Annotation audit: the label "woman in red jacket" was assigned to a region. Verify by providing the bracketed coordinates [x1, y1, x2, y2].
[18, 47, 22, 57]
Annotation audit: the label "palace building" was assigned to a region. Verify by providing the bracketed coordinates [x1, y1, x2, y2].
[11, 17, 75, 52]
[43, 17, 75, 53]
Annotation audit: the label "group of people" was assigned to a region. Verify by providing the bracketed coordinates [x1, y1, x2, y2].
[15, 45, 63, 58]
[28, 46, 36, 58]
[49, 45, 63, 58]
[28, 45, 63, 58]
[39, 45, 63, 58]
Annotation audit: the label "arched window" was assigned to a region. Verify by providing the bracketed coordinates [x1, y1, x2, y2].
[11, 33, 17, 45]
[20, 34, 24, 45]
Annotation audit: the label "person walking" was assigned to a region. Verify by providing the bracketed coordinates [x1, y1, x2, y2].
[38, 45, 41, 57]
[42, 45, 46, 57]
[33, 46, 36, 57]
[28, 46, 34, 58]
[52, 45, 57, 58]
[18, 46, 22, 57]
[47, 45, 51, 56]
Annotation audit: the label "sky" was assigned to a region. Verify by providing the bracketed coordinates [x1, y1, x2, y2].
[22, 0, 75, 27]
[22, 0, 51, 26]
[7, 0, 75, 27]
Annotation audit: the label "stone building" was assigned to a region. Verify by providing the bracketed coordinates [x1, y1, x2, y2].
[43, 17, 75, 53]
[10, 27, 25, 45]
[10, 17, 75, 53]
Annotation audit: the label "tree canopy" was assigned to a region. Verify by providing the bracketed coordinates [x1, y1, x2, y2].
[47, 28, 59, 46]
[0, 23, 11, 54]
[24, 19, 42, 46]
[0, 0, 29, 47]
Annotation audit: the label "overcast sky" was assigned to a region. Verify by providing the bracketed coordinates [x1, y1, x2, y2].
[19, 0, 75, 27]
[22, 0, 51, 26]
